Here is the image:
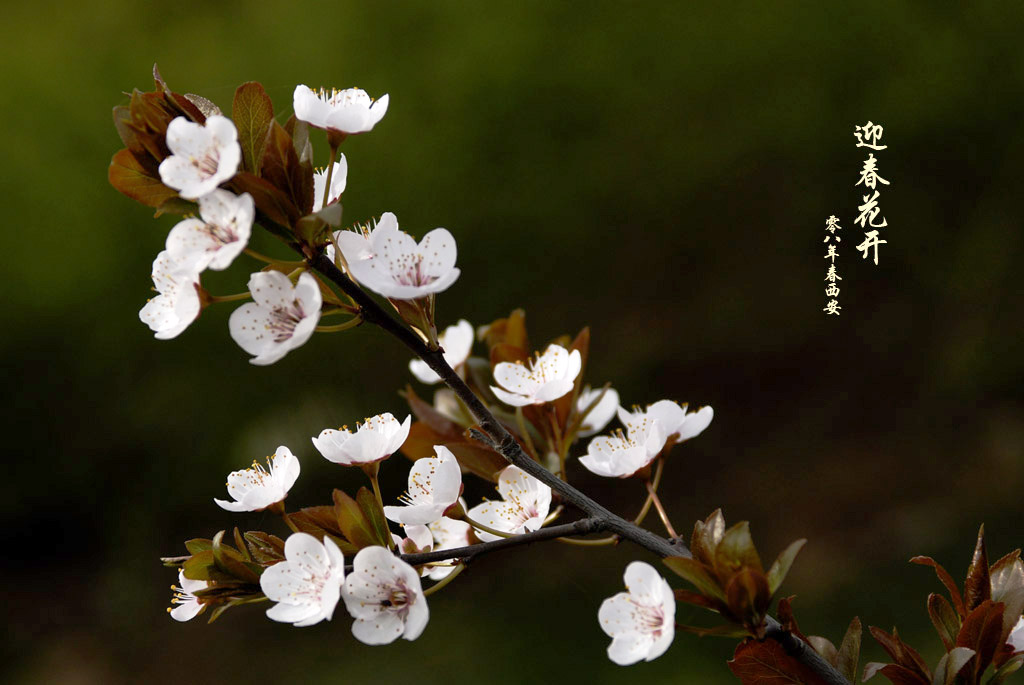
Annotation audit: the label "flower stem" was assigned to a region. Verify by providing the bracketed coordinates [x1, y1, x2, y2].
[515, 407, 538, 459]
[646, 479, 678, 540]
[280, 511, 300, 534]
[422, 563, 465, 597]
[463, 514, 515, 539]
[208, 291, 252, 304]
[556, 534, 619, 547]
[322, 144, 338, 210]
[315, 316, 362, 333]
[244, 248, 281, 263]
[633, 458, 665, 526]
[363, 463, 395, 551]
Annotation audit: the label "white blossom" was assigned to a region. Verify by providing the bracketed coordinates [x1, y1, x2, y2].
[337, 212, 461, 300]
[312, 157, 348, 212]
[166, 189, 253, 271]
[491, 344, 582, 407]
[1010, 616, 1024, 654]
[229, 271, 322, 366]
[425, 517, 473, 581]
[214, 446, 300, 512]
[466, 466, 551, 542]
[312, 413, 411, 467]
[579, 417, 666, 479]
[409, 319, 474, 384]
[383, 445, 462, 525]
[576, 386, 620, 437]
[343, 546, 429, 644]
[158, 115, 241, 200]
[168, 569, 207, 622]
[139, 250, 202, 340]
[260, 533, 346, 627]
[599, 561, 676, 666]
[293, 85, 389, 135]
[617, 400, 714, 444]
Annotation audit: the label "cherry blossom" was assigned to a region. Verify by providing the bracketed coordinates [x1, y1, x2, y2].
[158, 115, 241, 200]
[617, 400, 713, 444]
[337, 212, 461, 300]
[229, 271, 322, 366]
[466, 466, 552, 542]
[293, 85, 390, 135]
[392, 524, 433, 558]
[425, 517, 473, 581]
[598, 561, 676, 665]
[260, 533, 346, 627]
[490, 344, 582, 407]
[579, 417, 666, 479]
[576, 385, 620, 437]
[343, 546, 428, 644]
[383, 445, 462, 525]
[168, 569, 207, 622]
[1010, 616, 1024, 654]
[214, 446, 300, 512]
[166, 189, 254, 271]
[312, 157, 348, 212]
[139, 250, 202, 340]
[409, 319, 474, 384]
[312, 413, 411, 467]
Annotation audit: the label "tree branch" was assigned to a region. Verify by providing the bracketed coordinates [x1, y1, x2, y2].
[304, 250, 850, 685]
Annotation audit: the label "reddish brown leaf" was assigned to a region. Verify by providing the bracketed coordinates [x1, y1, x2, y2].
[232, 82, 274, 174]
[403, 385, 463, 438]
[990, 549, 1024, 602]
[446, 441, 508, 483]
[728, 638, 832, 684]
[229, 171, 298, 230]
[725, 568, 771, 633]
[674, 589, 726, 612]
[927, 593, 960, 651]
[108, 148, 178, 208]
[716, 521, 764, 574]
[964, 525, 992, 612]
[400, 422, 447, 461]
[955, 599, 1006, 679]
[481, 309, 529, 351]
[863, 663, 929, 685]
[911, 556, 966, 618]
[777, 596, 810, 643]
[489, 342, 529, 366]
[868, 627, 931, 681]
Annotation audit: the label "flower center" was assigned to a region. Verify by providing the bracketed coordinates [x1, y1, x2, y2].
[267, 302, 305, 343]
[388, 253, 438, 288]
[632, 600, 665, 636]
[191, 149, 221, 179]
[381, 581, 413, 615]
[202, 220, 238, 248]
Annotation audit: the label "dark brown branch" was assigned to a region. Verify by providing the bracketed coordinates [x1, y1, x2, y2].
[401, 518, 605, 566]
[303, 250, 850, 685]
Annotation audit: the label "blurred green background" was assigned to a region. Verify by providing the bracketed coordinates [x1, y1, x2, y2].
[3, 1, 1023, 683]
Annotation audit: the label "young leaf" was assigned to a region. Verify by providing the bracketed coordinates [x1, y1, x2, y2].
[663, 556, 725, 600]
[727, 638, 831, 684]
[836, 616, 862, 684]
[963, 524, 991, 612]
[211, 530, 261, 584]
[990, 549, 1024, 602]
[182, 550, 235, 583]
[243, 531, 286, 565]
[333, 489, 377, 549]
[930, 647, 974, 685]
[356, 486, 391, 548]
[233, 527, 251, 562]
[806, 635, 837, 667]
[926, 593, 960, 651]
[767, 538, 807, 595]
[108, 148, 178, 208]
[911, 556, 966, 618]
[955, 599, 1005, 680]
[868, 627, 931, 681]
[232, 82, 274, 175]
[184, 538, 213, 555]
[674, 588, 726, 612]
[990, 654, 1024, 685]
[716, 521, 764, 574]
[862, 663, 929, 685]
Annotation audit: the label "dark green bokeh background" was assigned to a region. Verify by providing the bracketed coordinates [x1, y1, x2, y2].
[4, 2, 1023, 683]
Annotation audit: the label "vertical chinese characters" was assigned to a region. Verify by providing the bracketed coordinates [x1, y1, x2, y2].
[823, 215, 842, 316]
[853, 122, 890, 265]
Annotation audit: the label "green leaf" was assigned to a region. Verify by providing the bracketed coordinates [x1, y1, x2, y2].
[232, 82, 274, 175]
[184, 538, 213, 555]
[182, 550, 235, 582]
[989, 654, 1024, 685]
[716, 521, 763, 574]
[333, 489, 377, 549]
[211, 530, 261, 584]
[108, 148, 178, 208]
[691, 509, 726, 565]
[243, 531, 286, 565]
[836, 616, 862, 684]
[233, 527, 251, 562]
[766, 538, 806, 595]
[356, 486, 391, 548]
[663, 556, 725, 600]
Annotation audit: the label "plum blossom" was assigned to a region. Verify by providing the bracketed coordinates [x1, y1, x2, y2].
[166, 189, 253, 271]
[168, 569, 208, 622]
[343, 546, 428, 644]
[599, 561, 676, 666]
[383, 445, 462, 525]
[577, 385, 620, 437]
[617, 400, 713, 445]
[312, 413, 411, 467]
[337, 212, 461, 300]
[425, 517, 473, 581]
[260, 533, 346, 627]
[490, 344, 582, 407]
[409, 319, 474, 384]
[139, 250, 202, 340]
[293, 85, 390, 135]
[312, 157, 348, 212]
[1010, 616, 1024, 654]
[466, 466, 552, 542]
[229, 271, 322, 366]
[214, 446, 300, 512]
[158, 115, 241, 200]
[579, 417, 666, 479]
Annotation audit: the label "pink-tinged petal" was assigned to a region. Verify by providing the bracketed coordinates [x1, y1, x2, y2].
[598, 593, 639, 636]
[533, 378, 575, 403]
[677, 406, 714, 442]
[284, 532, 332, 576]
[402, 596, 429, 640]
[337, 230, 373, 264]
[323, 536, 345, 570]
[164, 117, 210, 159]
[266, 601, 320, 625]
[228, 302, 275, 357]
[247, 270, 295, 309]
[624, 561, 668, 605]
[493, 361, 541, 397]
